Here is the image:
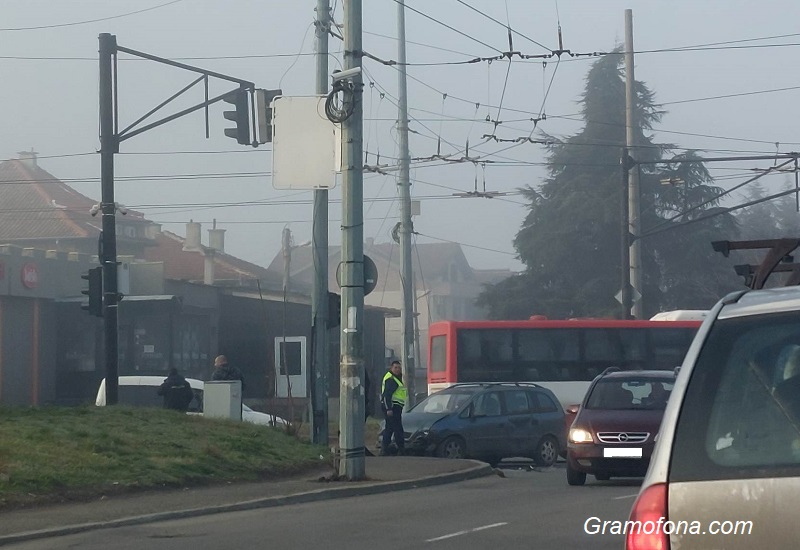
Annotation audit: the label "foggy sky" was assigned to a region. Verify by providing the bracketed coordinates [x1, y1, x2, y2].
[2, 0, 799, 272]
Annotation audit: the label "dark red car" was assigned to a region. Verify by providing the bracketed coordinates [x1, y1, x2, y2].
[566, 368, 676, 486]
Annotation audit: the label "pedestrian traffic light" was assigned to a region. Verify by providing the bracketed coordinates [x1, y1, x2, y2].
[328, 291, 341, 328]
[81, 267, 103, 317]
[255, 88, 282, 144]
[222, 88, 250, 145]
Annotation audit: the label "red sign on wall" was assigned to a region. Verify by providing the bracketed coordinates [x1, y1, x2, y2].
[21, 263, 39, 289]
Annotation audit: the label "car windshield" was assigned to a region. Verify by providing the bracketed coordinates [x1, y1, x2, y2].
[585, 378, 673, 410]
[413, 390, 476, 414]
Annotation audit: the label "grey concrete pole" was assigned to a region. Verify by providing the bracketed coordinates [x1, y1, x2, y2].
[625, 9, 643, 318]
[99, 33, 120, 404]
[310, 0, 330, 447]
[397, 0, 416, 408]
[339, 0, 365, 480]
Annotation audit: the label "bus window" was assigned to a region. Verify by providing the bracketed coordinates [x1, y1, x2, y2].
[458, 329, 514, 382]
[651, 328, 694, 369]
[583, 329, 622, 363]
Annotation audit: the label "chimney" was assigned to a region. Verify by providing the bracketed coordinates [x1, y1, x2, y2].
[18, 149, 38, 168]
[208, 219, 226, 253]
[204, 250, 216, 285]
[183, 220, 202, 251]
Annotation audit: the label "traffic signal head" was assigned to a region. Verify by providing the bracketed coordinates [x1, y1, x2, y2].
[81, 266, 103, 317]
[255, 88, 282, 144]
[222, 88, 250, 145]
[328, 291, 341, 328]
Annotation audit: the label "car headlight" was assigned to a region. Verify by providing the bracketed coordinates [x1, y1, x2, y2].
[569, 427, 594, 444]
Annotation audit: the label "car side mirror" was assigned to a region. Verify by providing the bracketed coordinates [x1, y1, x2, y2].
[566, 404, 580, 415]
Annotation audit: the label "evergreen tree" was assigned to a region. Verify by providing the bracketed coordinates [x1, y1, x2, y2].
[478, 49, 740, 319]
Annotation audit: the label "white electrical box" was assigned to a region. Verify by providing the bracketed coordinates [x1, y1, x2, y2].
[203, 381, 242, 421]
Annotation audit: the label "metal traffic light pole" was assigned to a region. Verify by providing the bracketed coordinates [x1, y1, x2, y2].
[95, 33, 272, 406]
[99, 33, 119, 405]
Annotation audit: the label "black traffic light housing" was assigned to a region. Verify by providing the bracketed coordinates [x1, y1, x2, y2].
[222, 88, 250, 145]
[81, 267, 103, 317]
[328, 292, 341, 328]
[255, 88, 282, 144]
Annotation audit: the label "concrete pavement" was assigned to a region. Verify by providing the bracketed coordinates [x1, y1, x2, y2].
[0, 456, 493, 547]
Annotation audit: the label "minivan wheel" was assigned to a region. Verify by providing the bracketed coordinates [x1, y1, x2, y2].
[437, 436, 466, 459]
[566, 463, 587, 486]
[533, 435, 559, 467]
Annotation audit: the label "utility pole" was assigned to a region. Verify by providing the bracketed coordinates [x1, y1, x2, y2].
[99, 33, 120, 405]
[339, 0, 365, 480]
[620, 148, 632, 320]
[310, 0, 330, 447]
[397, 0, 416, 409]
[625, 9, 642, 318]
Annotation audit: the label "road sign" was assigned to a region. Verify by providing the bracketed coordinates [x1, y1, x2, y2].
[272, 96, 336, 190]
[363, 255, 378, 296]
[615, 285, 642, 304]
[335, 254, 379, 296]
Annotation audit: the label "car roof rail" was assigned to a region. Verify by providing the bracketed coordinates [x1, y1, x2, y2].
[600, 366, 622, 376]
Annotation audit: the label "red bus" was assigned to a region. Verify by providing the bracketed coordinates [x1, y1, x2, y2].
[427, 317, 702, 407]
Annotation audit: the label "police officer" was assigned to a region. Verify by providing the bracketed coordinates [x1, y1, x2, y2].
[381, 360, 407, 455]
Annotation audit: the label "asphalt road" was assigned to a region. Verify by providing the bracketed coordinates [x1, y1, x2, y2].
[4, 464, 640, 550]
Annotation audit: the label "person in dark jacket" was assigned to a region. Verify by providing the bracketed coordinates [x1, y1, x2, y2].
[158, 368, 194, 411]
[381, 360, 407, 456]
[211, 355, 245, 389]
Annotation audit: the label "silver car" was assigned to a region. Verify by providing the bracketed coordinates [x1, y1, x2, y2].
[626, 287, 800, 549]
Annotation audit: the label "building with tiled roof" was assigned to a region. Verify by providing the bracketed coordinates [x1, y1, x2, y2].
[0, 152, 389, 417]
[0, 152, 159, 256]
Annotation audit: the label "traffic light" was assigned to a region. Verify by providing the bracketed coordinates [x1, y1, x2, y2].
[328, 291, 341, 328]
[255, 88, 282, 144]
[81, 267, 103, 317]
[222, 88, 250, 145]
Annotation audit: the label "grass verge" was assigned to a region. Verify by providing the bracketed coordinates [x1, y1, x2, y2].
[0, 405, 329, 510]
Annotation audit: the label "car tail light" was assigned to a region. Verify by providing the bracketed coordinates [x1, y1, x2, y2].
[626, 483, 669, 550]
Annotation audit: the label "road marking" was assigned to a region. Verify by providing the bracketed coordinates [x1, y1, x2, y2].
[425, 522, 508, 543]
[613, 493, 639, 500]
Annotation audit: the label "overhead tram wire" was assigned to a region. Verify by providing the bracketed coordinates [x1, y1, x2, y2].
[386, 0, 504, 56]
[0, 0, 185, 31]
[454, 0, 552, 52]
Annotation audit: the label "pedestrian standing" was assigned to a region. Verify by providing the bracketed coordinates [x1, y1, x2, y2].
[158, 368, 194, 411]
[211, 355, 245, 390]
[380, 360, 407, 456]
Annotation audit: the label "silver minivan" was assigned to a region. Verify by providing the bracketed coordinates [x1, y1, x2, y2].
[627, 287, 800, 549]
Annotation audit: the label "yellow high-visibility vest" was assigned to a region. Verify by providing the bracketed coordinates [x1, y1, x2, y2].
[381, 371, 407, 406]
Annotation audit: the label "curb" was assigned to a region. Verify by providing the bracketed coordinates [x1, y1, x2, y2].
[0, 461, 493, 547]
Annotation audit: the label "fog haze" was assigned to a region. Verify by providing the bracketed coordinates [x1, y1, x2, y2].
[2, 0, 799, 271]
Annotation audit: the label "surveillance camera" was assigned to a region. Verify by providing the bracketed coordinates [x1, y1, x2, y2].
[331, 67, 362, 83]
[89, 204, 101, 217]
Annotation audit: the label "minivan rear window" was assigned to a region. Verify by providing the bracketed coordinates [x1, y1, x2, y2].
[670, 313, 800, 482]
